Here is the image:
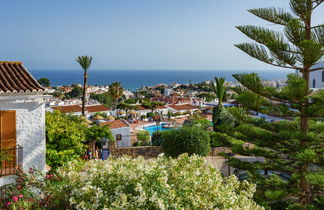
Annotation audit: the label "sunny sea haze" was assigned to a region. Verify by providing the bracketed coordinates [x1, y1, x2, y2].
[30, 69, 291, 91]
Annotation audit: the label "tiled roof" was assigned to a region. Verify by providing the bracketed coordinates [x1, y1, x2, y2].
[168, 104, 197, 110]
[52, 105, 82, 113]
[0, 61, 44, 93]
[135, 105, 150, 110]
[100, 119, 129, 129]
[85, 105, 111, 113]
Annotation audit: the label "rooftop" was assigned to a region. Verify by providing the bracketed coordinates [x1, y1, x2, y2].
[52, 105, 82, 113]
[100, 119, 129, 129]
[85, 105, 111, 113]
[168, 104, 197, 110]
[0, 61, 44, 94]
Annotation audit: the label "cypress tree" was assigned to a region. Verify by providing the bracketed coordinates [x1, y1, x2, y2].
[222, 0, 324, 208]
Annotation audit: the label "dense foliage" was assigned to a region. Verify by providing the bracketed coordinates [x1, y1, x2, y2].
[135, 130, 151, 146]
[184, 114, 211, 130]
[49, 155, 261, 209]
[37, 77, 51, 87]
[210, 77, 229, 131]
[90, 92, 114, 106]
[228, 0, 324, 208]
[151, 131, 163, 146]
[46, 111, 87, 169]
[64, 85, 83, 99]
[108, 82, 124, 105]
[161, 126, 210, 157]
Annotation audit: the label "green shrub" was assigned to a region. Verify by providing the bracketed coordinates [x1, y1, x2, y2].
[136, 130, 150, 142]
[209, 132, 231, 147]
[46, 111, 87, 169]
[151, 131, 163, 146]
[54, 155, 262, 209]
[161, 127, 210, 157]
[209, 132, 244, 147]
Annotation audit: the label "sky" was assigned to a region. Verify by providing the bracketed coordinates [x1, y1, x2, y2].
[0, 0, 323, 71]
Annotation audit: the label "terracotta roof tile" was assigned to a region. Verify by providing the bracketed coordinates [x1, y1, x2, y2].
[85, 105, 111, 113]
[0, 61, 44, 93]
[135, 105, 149, 110]
[52, 105, 82, 113]
[100, 119, 129, 129]
[168, 104, 197, 110]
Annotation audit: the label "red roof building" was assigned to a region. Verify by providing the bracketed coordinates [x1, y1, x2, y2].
[85, 105, 111, 113]
[52, 105, 82, 113]
[100, 119, 129, 129]
[168, 104, 197, 110]
[0, 61, 44, 93]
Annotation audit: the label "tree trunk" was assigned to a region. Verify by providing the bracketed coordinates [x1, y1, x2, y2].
[82, 71, 88, 116]
[299, 1, 312, 205]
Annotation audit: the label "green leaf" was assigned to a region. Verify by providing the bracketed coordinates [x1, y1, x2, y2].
[249, 7, 294, 25]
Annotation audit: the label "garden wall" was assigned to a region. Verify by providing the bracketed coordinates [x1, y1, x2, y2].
[109, 141, 232, 158]
[109, 141, 162, 159]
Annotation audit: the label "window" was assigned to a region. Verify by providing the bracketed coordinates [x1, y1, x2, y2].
[313, 79, 316, 88]
[0, 111, 16, 150]
[0, 111, 17, 175]
[116, 134, 122, 141]
[322, 71, 324, 82]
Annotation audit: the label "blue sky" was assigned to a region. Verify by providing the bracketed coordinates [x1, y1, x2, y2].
[0, 0, 323, 70]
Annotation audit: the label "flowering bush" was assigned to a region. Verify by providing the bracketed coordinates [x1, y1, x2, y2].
[0, 169, 58, 209]
[55, 154, 263, 209]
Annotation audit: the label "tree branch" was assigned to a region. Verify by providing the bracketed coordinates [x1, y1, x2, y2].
[312, 1, 323, 10]
[310, 24, 324, 29]
[309, 67, 324, 72]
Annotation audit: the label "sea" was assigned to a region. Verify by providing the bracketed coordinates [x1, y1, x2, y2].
[30, 69, 292, 91]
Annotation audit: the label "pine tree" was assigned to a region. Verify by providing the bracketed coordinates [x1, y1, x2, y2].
[221, 0, 324, 208]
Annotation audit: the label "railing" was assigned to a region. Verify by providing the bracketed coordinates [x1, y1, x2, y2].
[0, 146, 23, 177]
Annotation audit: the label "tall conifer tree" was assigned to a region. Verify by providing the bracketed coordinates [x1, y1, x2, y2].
[222, 0, 324, 208]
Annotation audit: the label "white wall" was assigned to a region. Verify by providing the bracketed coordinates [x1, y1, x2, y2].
[110, 127, 131, 147]
[310, 62, 324, 89]
[0, 95, 46, 186]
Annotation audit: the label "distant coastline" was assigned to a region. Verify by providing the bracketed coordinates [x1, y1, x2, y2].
[30, 69, 291, 90]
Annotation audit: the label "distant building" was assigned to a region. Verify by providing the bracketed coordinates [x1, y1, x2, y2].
[100, 120, 131, 148]
[0, 61, 46, 187]
[50, 104, 111, 118]
[164, 88, 173, 96]
[167, 104, 198, 114]
[310, 61, 324, 89]
[51, 105, 82, 115]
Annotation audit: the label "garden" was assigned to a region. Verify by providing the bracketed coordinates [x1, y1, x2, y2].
[0, 155, 263, 210]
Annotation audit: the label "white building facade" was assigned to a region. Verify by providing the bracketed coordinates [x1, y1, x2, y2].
[0, 62, 46, 187]
[310, 61, 324, 89]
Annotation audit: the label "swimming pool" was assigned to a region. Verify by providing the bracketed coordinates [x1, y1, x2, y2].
[144, 123, 175, 135]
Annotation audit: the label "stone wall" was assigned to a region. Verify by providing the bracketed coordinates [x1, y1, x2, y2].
[109, 142, 232, 159]
[109, 141, 162, 159]
[209, 147, 232, 156]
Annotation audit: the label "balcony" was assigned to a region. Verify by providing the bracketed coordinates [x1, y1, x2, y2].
[0, 146, 23, 177]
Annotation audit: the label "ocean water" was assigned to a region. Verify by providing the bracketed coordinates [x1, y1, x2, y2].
[30, 69, 291, 90]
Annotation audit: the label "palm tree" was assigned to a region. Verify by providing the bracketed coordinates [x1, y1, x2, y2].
[211, 77, 226, 131]
[108, 82, 124, 105]
[76, 56, 93, 116]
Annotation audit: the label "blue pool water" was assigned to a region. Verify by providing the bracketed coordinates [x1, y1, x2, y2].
[144, 123, 175, 135]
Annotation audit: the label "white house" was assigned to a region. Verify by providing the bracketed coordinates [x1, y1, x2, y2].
[100, 119, 131, 148]
[310, 61, 324, 89]
[85, 104, 111, 118]
[0, 61, 46, 187]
